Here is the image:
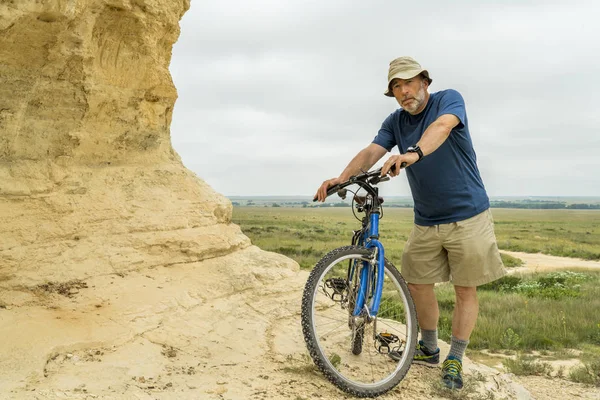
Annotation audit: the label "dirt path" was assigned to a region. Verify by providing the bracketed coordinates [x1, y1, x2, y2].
[501, 251, 600, 273]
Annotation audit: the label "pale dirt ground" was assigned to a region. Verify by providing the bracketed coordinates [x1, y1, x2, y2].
[502, 251, 600, 273]
[2, 249, 600, 399]
[0, 247, 526, 400]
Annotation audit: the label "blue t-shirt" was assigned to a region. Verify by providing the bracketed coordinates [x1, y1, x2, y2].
[373, 89, 489, 226]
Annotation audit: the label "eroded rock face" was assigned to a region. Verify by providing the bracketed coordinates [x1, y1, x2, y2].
[1, 0, 181, 167]
[0, 0, 258, 287]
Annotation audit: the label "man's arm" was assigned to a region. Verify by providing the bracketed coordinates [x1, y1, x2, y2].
[315, 143, 387, 201]
[381, 114, 459, 176]
[416, 114, 459, 157]
[339, 143, 388, 180]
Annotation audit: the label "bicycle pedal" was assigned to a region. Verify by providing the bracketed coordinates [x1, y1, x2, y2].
[377, 332, 399, 344]
[375, 332, 400, 354]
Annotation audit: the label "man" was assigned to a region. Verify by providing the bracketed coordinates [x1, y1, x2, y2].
[314, 56, 506, 390]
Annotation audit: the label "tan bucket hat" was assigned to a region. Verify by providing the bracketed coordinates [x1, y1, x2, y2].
[384, 56, 432, 97]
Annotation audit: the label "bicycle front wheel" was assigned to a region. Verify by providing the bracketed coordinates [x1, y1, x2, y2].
[301, 246, 417, 398]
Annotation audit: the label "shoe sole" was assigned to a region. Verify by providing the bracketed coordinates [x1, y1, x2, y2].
[387, 355, 440, 367]
[443, 382, 463, 390]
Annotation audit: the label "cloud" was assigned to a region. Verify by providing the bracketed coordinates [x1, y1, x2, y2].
[170, 0, 600, 196]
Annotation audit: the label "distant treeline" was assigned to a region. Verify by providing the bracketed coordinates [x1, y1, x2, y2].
[232, 199, 600, 209]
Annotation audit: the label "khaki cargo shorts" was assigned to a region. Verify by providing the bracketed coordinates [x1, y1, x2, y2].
[401, 209, 507, 287]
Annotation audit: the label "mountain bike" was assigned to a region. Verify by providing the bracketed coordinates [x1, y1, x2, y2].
[301, 165, 417, 398]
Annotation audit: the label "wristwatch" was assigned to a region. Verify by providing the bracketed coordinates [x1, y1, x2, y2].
[406, 145, 424, 163]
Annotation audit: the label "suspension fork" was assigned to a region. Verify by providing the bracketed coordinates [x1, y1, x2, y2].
[352, 212, 384, 317]
[365, 240, 385, 315]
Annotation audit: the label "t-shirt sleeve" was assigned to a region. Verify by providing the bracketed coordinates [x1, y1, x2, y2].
[438, 89, 466, 128]
[372, 113, 397, 151]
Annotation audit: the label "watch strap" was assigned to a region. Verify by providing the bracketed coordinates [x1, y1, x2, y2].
[407, 145, 423, 162]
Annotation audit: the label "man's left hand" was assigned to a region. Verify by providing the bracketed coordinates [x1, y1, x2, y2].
[381, 153, 420, 177]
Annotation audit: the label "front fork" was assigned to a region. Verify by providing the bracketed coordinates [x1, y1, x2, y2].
[352, 212, 384, 318]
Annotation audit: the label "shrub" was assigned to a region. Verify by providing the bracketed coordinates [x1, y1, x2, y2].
[503, 355, 552, 376]
[479, 272, 591, 300]
[479, 275, 522, 291]
[500, 253, 524, 268]
[589, 323, 600, 345]
[500, 328, 522, 350]
[568, 360, 600, 386]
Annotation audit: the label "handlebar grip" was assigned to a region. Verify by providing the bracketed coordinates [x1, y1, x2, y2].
[313, 184, 341, 202]
[390, 162, 408, 173]
[326, 184, 341, 197]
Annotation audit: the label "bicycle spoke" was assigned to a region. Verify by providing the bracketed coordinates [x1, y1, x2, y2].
[368, 335, 375, 383]
[315, 319, 347, 327]
[315, 306, 352, 319]
[319, 320, 351, 341]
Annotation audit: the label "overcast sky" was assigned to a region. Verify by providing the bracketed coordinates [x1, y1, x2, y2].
[169, 0, 600, 197]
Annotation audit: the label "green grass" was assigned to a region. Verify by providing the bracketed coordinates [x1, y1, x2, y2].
[502, 354, 553, 376]
[500, 253, 523, 268]
[281, 354, 317, 376]
[233, 207, 414, 269]
[569, 360, 600, 386]
[435, 271, 600, 353]
[233, 207, 600, 361]
[491, 208, 600, 260]
[429, 375, 495, 400]
[233, 207, 600, 268]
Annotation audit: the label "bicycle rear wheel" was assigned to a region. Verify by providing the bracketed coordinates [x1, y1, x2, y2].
[301, 246, 417, 398]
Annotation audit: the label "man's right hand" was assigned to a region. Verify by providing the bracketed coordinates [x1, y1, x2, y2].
[314, 177, 343, 202]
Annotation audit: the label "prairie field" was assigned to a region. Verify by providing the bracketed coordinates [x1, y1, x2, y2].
[233, 206, 600, 378]
[233, 207, 600, 268]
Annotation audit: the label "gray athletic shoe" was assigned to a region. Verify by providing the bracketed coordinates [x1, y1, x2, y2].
[388, 340, 440, 366]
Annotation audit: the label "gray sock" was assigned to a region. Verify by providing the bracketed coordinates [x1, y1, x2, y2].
[420, 329, 438, 352]
[448, 336, 469, 361]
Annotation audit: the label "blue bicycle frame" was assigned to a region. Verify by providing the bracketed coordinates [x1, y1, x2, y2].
[351, 210, 385, 318]
[318, 164, 405, 321]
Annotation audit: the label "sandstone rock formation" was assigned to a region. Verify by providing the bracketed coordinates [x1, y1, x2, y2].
[0, 0, 248, 287]
[0, 0, 295, 397]
[0, 1, 537, 399]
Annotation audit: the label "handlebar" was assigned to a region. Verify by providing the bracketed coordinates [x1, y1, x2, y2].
[314, 162, 407, 202]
